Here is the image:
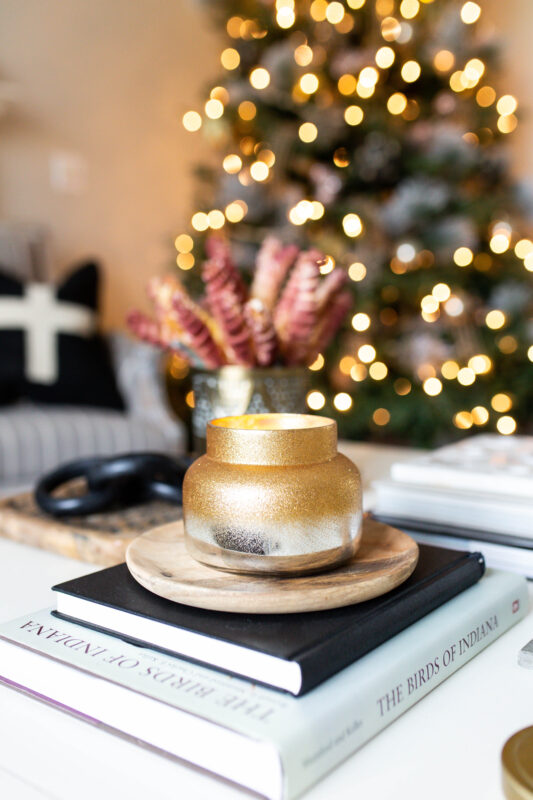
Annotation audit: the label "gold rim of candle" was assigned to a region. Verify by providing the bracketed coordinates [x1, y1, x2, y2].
[206, 413, 338, 466]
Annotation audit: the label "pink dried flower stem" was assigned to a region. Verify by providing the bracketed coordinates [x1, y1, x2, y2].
[211, 290, 255, 366]
[172, 294, 224, 369]
[315, 268, 348, 312]
[282, 256, 320, 365]
[205, 236, 248, 306]
[250, 237, 298, 310]
[127, 310, 169, 349]
[244, 298, 277, 366]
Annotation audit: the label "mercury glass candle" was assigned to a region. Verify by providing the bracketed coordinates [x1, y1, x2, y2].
[182, 413, 362, 576]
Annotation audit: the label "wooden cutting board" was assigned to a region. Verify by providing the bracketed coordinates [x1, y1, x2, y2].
[0, 488, 182, 566]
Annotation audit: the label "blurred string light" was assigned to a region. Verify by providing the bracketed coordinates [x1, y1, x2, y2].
[250, 67, 271, 89]
[485, 309, 506, 329]
[401, 60, 421, 82]
[358, 344, 376, 363]
[468, 354, 492, 374]
[388, 92, 407, 114]
[338, 74, 357, 95]
[400, 0, 419, 20]
[432, 283, 451, 302]
[351, 363, 368, 381]
[375, 46, 395, 68]
[345, 105, 364, 125]
[176, 252, 195, 270]
[175, 234, 193, 253]
[300, 73, 319, 94]
[299, 121, 318, 142]
[381, 17, 402, 41]
[276, 0, 296, 28]
[182, 111, 202, 131]
[373, 408, 390, 426]
[434, 50, 455, 72]
[225, 200, 248, 222]
[351, 312, 371, 331]
[497, 416, 516, 435]
[326, 1, 345, 24]
[348, 262, 367, 281]
[221, 48, 240, 70]
[343, 213, 363, 237]
[223, 154, 242, 173]
[514, 238, 533, 259]
[457, 367, 475, 386]
[308, 353, 325, 371]
[441, 360, 459, 379]
[492, 393, 512, 412]
[288, 199, 324, 225]
[205, 98, 224, 119]
[369, 361, 388, 380]
[454, 411, 473, 429]
[334, 392, 352, 411]
[476, 86, 496, 107]
[454, 247, 474, 267]
[471, 406, 489, 425]
[307, 390, 326, 410]
[294, 44, 313, 66]
[423, 377, 442, 396]
[238, 100, 256, 120]
[460, 2, 481, 24]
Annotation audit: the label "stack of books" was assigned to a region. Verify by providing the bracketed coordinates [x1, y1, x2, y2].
[372, 434, 533, 577]
[0, 542, 527, 799]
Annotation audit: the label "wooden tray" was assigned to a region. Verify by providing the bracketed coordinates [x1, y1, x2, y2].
[126, 518, 419, 614]
[0, 489, 181, 566]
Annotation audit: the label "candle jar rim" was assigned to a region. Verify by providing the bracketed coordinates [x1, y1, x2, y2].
[206, 413, 337, 466]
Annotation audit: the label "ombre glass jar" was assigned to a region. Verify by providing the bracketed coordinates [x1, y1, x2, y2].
[182, 413, 362, 576]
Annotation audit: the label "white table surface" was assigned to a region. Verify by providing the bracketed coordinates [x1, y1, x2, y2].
[0, 443, 531, 800]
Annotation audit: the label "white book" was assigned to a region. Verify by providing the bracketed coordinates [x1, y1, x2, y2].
[390, 434, 533, 499]
[0, 570, 527, 800]
[373, 479, 533, 539]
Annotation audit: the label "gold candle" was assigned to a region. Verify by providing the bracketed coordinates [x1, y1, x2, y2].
[183, 413, 362, 576]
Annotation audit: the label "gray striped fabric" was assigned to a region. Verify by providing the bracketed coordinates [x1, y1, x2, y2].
[0, 403, 185, 484]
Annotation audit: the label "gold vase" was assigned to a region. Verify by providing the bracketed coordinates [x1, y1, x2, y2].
[182, 413, 362, 576]
[191, 366, 309, 452]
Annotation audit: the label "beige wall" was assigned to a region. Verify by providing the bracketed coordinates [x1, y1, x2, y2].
[0, 1, 531, 329]
[0, 0, 220, 328]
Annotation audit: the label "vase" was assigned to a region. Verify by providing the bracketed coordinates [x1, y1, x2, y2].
[191, 366, 309, 452]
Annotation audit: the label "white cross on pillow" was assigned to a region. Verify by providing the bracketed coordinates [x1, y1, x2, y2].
[0, 284, 96, 384]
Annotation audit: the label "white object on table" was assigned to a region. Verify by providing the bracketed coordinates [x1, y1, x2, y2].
[0, 443, 531, 800]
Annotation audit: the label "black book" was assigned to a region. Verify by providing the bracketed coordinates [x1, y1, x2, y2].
[52, 544, 485, 696]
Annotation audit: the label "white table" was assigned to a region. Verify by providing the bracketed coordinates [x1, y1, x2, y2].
[0, 444, 531, 800]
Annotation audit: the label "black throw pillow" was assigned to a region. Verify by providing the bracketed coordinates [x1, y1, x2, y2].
[0, 261, 124, 410]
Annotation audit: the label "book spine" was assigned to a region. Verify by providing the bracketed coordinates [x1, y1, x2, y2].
[298, 551, 485, 694]
[282, 573, 528, 799]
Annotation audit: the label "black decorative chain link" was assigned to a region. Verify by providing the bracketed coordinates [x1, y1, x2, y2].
[35, 452, 192, 517]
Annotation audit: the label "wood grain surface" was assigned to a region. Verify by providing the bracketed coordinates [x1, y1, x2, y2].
[126, 517, 419, 613]
[0, 489, 181, 566]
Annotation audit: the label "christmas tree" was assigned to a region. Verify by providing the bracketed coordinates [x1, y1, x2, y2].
[175, 0, 533, 446]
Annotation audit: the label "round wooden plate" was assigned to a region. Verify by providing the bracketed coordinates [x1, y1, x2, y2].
[126, 517, 419, 614]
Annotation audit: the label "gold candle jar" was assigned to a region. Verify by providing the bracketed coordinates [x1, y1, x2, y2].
[182, 413, 362, 576]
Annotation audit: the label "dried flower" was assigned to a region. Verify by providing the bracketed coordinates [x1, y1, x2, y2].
[251, 237, 298, 310]
[245, 298, 277, 366]
[172, 293, 224, 368]
[129, 236, 352, 369]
